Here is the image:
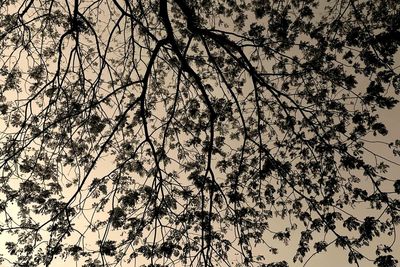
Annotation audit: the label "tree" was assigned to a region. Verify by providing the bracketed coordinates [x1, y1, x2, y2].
[0, 0, 399, 266]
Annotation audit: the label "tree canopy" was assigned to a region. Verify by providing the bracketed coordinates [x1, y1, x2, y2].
[0, 0, 400, 266]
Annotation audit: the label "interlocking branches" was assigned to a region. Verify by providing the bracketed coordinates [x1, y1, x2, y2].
[0, 0, 399, 267]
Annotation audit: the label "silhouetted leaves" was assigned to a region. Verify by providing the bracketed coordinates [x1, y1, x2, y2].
[374, 255, 398, 267]
[394, 180, 400, 194]
[0, 0, 399, 266]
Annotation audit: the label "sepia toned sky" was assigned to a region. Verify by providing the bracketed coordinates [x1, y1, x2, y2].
[51, 20, 400, 267]
[0, 0, 399, 266]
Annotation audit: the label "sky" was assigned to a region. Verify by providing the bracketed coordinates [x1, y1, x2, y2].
[0, 0, 399, 266]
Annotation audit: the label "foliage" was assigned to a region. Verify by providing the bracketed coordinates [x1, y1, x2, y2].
[0, 0, 399, 266]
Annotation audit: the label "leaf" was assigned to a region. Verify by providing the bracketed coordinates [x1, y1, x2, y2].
[394, 180, 400, 194]
[374, 255, 398, 267]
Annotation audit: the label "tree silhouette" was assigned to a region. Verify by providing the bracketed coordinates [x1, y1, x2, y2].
[0, 0, 399, 266]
